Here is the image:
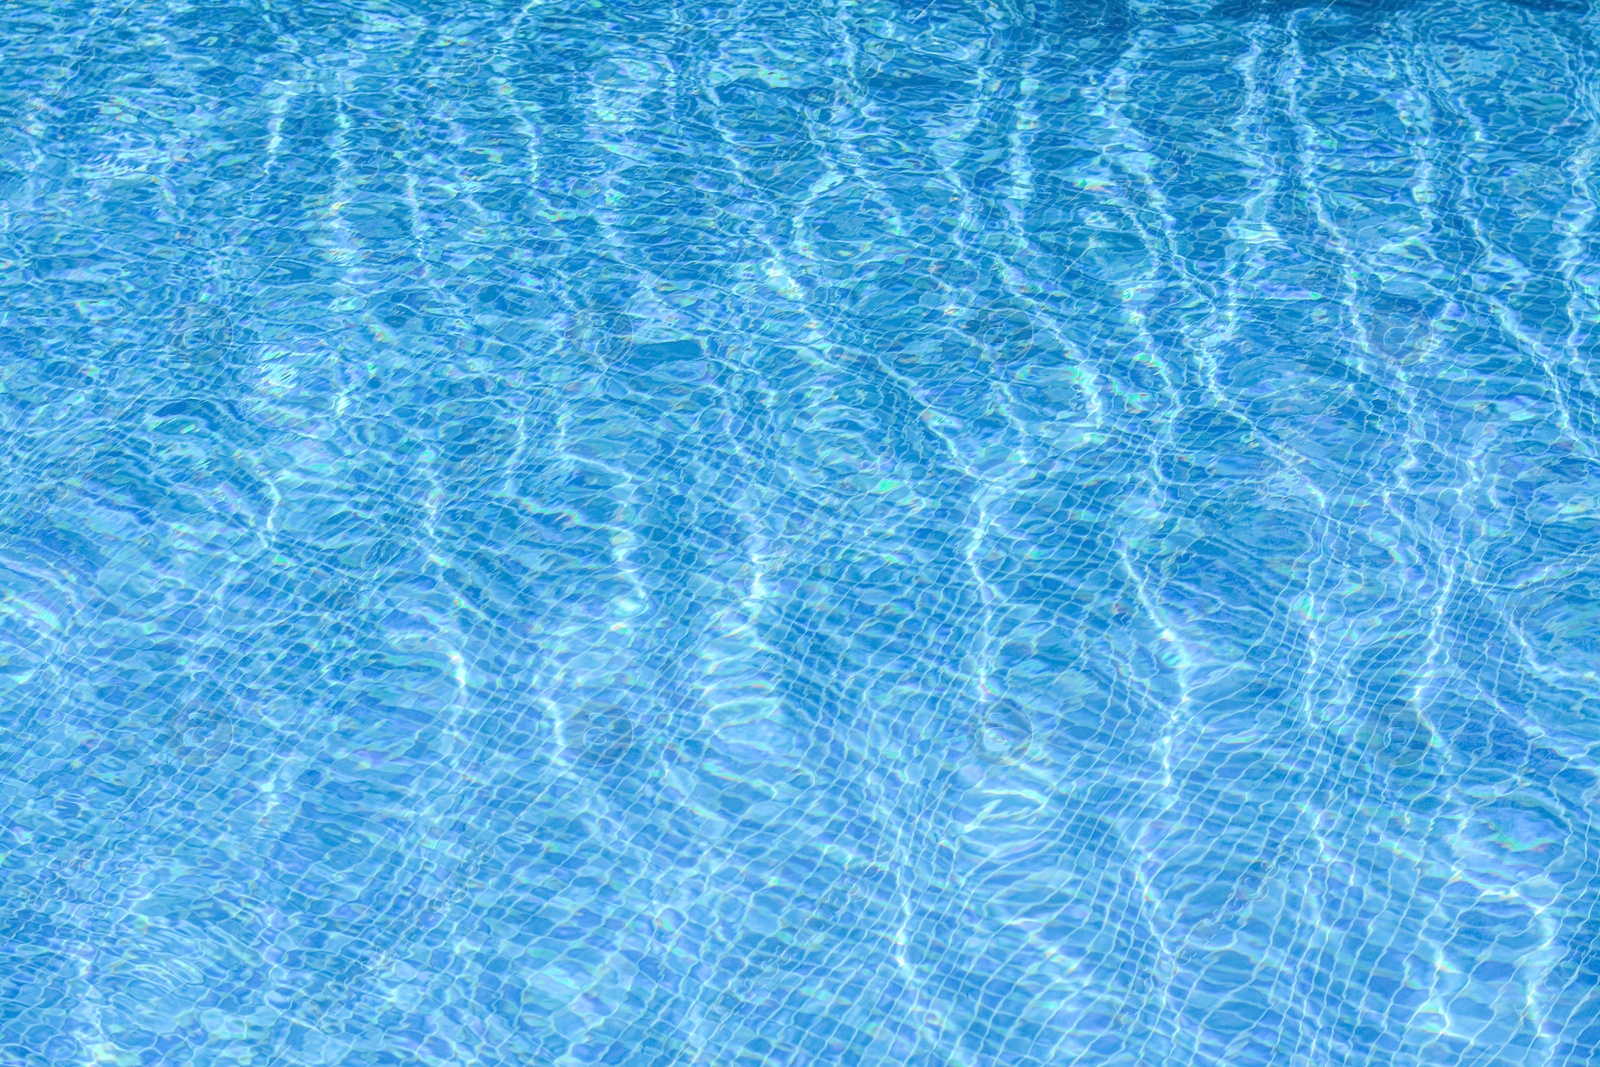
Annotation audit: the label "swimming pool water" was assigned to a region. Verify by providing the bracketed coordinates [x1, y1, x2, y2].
[3, 0, 1600, 1064]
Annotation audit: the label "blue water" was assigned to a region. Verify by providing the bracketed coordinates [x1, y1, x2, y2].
[3, 0, 1600, 1064]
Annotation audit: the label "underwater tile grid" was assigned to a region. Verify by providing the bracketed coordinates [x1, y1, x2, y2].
[4, 0, 1600, 1064]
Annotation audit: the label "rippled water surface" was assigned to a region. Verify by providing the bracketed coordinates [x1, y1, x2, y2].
[4, 0, 1600, 1064]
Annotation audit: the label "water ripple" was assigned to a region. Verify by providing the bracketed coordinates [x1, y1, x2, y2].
[2, 1, 1600, 1065]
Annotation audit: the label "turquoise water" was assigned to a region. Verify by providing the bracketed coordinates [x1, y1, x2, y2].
[3, 0, 1600, 1063]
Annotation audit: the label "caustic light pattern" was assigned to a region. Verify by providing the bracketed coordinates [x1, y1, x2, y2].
[2, 1, 1600, 1065]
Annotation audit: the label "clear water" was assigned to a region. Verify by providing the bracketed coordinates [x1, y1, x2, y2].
[3, 0, 1600, 1064]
